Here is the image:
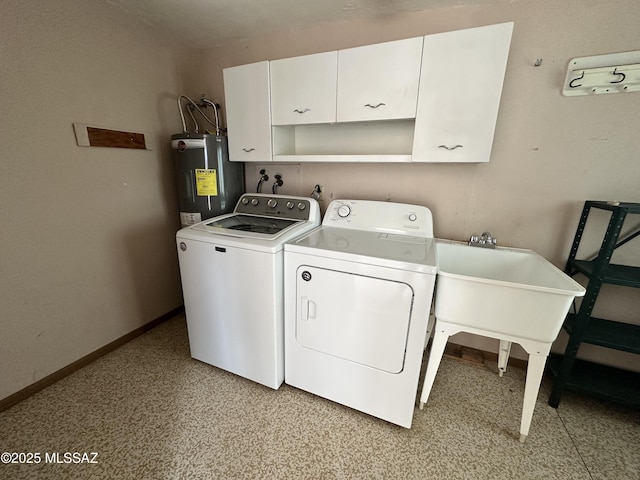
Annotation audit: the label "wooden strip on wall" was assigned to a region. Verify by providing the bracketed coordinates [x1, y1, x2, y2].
[87, 126, 146, 149]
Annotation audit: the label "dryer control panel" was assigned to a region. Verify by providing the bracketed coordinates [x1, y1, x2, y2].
[323, 199, 433, 238]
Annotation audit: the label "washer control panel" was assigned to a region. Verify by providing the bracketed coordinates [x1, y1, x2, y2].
[236, 194, 314, 221]
[323, 199, 433, 237]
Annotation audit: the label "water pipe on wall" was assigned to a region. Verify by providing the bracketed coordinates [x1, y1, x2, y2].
[176, 95, 219, 134]
[257, 169, 269, 193]
[272, 175, 283, 194]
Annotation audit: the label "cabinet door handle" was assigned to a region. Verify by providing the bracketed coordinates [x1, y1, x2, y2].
[364, 103, 386, 109]
[293, 108, 310, 114]
[438, 144, 464, 150]
[242, 147, 256, 152]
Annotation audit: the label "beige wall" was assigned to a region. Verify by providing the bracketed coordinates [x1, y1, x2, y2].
[2, 0, 639, 402]
[193, 0, 640, 364]
[0, 0, 193, 400]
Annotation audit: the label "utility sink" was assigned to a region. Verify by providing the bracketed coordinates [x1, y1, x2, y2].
[434, 239, 586, 343]
[420, 239, 585, 442]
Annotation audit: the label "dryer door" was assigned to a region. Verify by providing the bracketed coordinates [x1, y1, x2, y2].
[295, 265, 413, 373]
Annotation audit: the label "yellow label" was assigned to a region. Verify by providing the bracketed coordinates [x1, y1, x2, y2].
[195, 169, 218, 196]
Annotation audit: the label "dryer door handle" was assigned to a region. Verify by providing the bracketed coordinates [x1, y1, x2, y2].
[300, 296, 316, 321]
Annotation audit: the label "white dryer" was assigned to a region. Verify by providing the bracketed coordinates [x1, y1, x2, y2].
[284, 199, 437, 428]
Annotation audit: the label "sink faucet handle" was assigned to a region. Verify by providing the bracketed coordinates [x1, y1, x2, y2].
[481, 231, 495, 242]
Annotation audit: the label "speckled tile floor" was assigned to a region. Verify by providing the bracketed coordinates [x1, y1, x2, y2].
[1, 313, 638, 479]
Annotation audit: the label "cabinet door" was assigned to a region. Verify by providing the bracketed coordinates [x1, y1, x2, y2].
[337, 37, 423, 122]
[412, 22, 513, 163]
[223, 61, 272, 162]
[270, 51, 338, 125]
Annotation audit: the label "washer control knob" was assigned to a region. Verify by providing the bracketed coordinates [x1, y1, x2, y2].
[267, 198, 278, 208]
[337, 205, 351, 218]
[408, 213, 417, 222]
[297, 202, 306, 211]
[251, 198, 259, 206]
[241, 197, 250, 205]
[286, 201, 295, 209]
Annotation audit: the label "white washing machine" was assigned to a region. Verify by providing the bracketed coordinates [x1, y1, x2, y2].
[284, 199, 437, 428]
[176, 193, 320, 389]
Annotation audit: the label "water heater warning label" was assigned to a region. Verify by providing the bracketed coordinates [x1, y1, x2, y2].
[195, 169, 218, 196]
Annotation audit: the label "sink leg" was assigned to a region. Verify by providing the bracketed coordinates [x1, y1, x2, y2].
[419, 327, 449, 408]
[519, 353, 548, 441]
[423, 313, 436, 350]
[498, 340, 512, 377]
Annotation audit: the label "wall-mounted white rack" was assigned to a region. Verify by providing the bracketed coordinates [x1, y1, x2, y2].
[563, 50, 640, 96]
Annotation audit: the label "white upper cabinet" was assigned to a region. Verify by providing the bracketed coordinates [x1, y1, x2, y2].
[412, 22, 513, 163]
[223, 61, 272, 162]
[225, 23, 513, 163]
[337, 37, 423, 122]
[270, 52, 338, 125]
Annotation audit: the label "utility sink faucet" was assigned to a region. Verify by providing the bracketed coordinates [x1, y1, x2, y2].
[469, 231, 497, 248]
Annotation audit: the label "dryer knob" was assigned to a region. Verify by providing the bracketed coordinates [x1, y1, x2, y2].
[251, 198, 259, 206]
[408, 213, 417, 222]
[267, 198, 278, 208]
[337, 205, 351, 218]
[286, 201, 295, 209]
[297, 202, 306, 211]
[241, 197, 250, 205]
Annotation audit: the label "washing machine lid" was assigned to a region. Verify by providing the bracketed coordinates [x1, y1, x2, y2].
[179, 221, 318, 251]
[286, 226, 437, 274]
[201, 214, 299, 237]
[188, 213, 303, 242]
[187, 194, 320, 241]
